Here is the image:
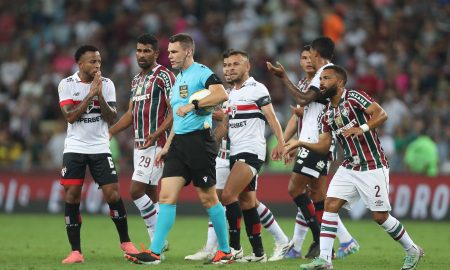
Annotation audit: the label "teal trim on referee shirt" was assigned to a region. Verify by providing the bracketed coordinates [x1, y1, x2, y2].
[171, 62, 214, 134]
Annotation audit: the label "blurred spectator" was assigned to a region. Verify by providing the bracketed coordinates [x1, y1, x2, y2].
[0, 0, 448, 175]
[404, 136, 439, 177]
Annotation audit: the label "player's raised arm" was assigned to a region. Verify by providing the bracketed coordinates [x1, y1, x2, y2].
[266, 61, 319, 106]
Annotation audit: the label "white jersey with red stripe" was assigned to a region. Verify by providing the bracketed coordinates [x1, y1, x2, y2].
[227, 77, 269, 160]
[58, 72, 116, 154]
[217, 88, 231, 160]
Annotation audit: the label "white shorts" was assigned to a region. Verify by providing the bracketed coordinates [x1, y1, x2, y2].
[132, 146, 163, 185]
[215, 157, 230, 190]
[327, 166, 392, 211]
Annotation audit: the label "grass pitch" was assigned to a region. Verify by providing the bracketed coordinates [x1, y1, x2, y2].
[0, 214, 448, 270]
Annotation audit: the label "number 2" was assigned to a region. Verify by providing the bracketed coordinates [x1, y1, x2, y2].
[374, 185, 381, 197]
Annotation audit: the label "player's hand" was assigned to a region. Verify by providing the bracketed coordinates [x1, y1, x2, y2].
[284, 145, 297, 164]
[284, 140, 302, 160]
[89, 71, 101, 97]
[342, 127, 364, 138]
[291, 105, 304, 117]
[212, 107, 225, 121]
[140, 133, 157, 149]
[271, 142, 285, 161]
[266, 61, 287, 79]
[176, 103, 195, 117]
[155, 147, 169, 168]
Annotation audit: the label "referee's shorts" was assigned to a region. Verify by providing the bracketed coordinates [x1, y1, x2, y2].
[162, 129, 218, 188]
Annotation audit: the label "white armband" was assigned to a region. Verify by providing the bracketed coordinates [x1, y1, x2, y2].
[360, 124, 370, 132]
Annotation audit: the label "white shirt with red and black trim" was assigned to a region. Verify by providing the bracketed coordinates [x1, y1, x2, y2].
[227, 77, 269, 160]
[58, 72, 116, 154]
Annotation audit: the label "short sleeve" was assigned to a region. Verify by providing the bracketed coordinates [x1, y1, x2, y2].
[158, 70, 175, 100]
[198, 65, 214, 88]
[58, 79, 73, 107]
[103, 78, 116, 103]
[347, 90, 373, 110]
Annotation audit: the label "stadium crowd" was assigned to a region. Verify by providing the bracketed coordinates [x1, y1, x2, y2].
[0, 0, 449, 175]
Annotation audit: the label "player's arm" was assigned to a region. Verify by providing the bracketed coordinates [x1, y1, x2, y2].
[284, 113, 298, 142]
[60, 73, 100, 124]
[266, 61, 319, 106]
[155, 124, 175, 166]
[141, 99, 173, 149]
[214, 112, 229, 141]
[261, 102, 285, 161]
[97, 79, 117, 125]
[109, 100, 133, 138]
[285, 132, 332, 157]
[342, 102, 388, 138]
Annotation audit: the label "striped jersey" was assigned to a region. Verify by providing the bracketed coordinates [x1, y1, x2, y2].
[318, 89, 389, 171]
[227, 77, 269, 160]
[130, 64, 175, 148]
[58, 72, 116, 154]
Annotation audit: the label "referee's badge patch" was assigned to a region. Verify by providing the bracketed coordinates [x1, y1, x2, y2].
[179, 85, 188, 98]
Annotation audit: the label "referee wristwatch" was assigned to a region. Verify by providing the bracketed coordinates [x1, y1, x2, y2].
[191, 99, 199, 110]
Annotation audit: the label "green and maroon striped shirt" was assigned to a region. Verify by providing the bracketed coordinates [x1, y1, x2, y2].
[131, 64, 175, 148]
[318, 89, 389, 171]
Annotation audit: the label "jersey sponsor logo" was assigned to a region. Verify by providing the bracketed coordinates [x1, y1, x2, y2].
[77, 115, 102, 123]
[316, 160, 326, 170]
[349, 92, 368, 106]
[229, 120, 247, 128]
[132, 94, 151, 102]
[335, 119, 357, 135]
[179, 85, 188, 98]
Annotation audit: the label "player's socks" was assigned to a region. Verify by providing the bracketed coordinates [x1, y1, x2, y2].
[225, 201, 242, 250]
[205, 220, 218, 250]
[108, 198, 131, 243]
[313, 200, 324, 223]
[336, 215, 353, 243]
[294, 193, 320, 243]
[243, 207, 265, 257]
[207, 203, 230, 253]
[133, 195, 158, 241]
[64, 202, 82, 252]
[150, 204, 176, 254]
[293, 209, 309, 252]
[257, 202, 289, 244]
[380, 215, 415, 252]
[319, 212, 338, 263]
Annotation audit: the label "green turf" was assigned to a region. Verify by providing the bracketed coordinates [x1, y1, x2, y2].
[0, 214, 448, 270]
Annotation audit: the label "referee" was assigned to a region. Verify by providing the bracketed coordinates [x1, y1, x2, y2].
[125, 33, 232, 265]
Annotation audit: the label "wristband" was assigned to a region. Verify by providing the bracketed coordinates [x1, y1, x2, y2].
[192, 99, 199, 110]
[360, 123, 369, 132]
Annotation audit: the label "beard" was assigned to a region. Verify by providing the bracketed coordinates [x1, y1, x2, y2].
[138, 61, 151, 69]
[322, 84, 338, 99]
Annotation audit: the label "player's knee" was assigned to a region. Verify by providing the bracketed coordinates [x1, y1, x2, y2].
[103, 189, 120, 203]
[129, 182, 146, 200]
[64, 186, 81, 203]
[324, 197, 342, 212]
[372, 211, 389, 225]
[221, 190, 236, 205]
[288, 183, 303, 198]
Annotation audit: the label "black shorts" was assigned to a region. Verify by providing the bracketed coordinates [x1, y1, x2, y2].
[229, 152, 264, 192]
[162, 129, 217, 188]
[60, 153, 118, 186]
[292, 147, 329, 179]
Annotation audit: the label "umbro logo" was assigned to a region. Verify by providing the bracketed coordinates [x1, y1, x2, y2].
[316, 160, 325, 170]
